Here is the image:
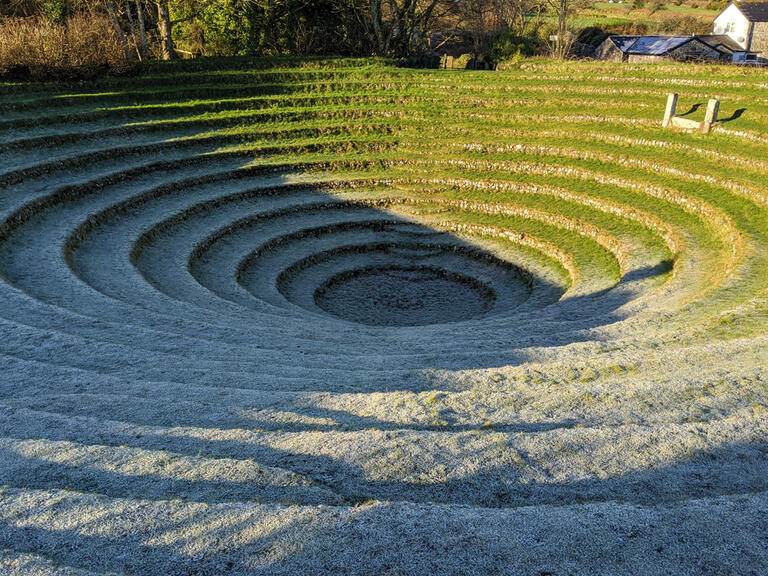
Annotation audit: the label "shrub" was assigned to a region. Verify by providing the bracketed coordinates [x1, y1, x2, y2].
[486, 32, 540, 66]
[0, 14, 136, 81]
[655, 14, 711, 34]
[610, 22, 650, 34]
[577, 27, 611, 48]
[399, 51, 441, 69]
[454, 53, 473, 69]
[42, 0, 67, 25]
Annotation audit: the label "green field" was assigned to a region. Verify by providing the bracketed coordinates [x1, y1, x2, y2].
[1, 58, 767, 574]
[577, 0, 719, 30]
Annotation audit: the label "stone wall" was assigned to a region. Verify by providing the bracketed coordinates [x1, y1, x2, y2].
[596, 39, 626, 62]
[750, 22, 768, 61]
[627, 54, 666, 63]
[626, 40, 722, 63]
[668, 40, 723, 61]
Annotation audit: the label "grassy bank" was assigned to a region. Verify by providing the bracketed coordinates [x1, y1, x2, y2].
[1, 57, 767, 575]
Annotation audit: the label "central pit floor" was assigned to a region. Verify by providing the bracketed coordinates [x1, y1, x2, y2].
[314, 265, 497, 326]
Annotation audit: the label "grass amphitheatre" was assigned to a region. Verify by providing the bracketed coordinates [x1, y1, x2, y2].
[1, 56, 768, 574]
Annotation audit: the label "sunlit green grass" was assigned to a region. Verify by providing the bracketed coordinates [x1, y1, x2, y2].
[2, 57, 767, 339]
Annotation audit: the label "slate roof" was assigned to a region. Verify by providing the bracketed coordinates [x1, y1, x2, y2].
[697, 34, 745, 52]
[605, 35, 734, 56]
[735, 1, 768, 21]
[609, 36, 641, 51]
[625, 36, 695, 55]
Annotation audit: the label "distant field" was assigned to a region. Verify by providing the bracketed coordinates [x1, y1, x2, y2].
[1, 58, 767, 575]
[579, 0, 719, 30]
[593, 1, 719, 14]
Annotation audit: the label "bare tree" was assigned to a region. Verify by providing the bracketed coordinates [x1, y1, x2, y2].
[104, 0, 133, 58]
[0, 0, 41, 17]
[545, 0, 588, 58]
[134, 0, 148, 60]
[122, 0, 140, 57]
[503, 0, 546, 36]
[454, 0, 501, 58]
[155, 0, 175, 59]
[121, 0, 149, 59]
[369, 0, 445, 57]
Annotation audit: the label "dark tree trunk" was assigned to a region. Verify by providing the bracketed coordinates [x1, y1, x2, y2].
[123, 0, 141, 59]
[370, 0, 386, 55]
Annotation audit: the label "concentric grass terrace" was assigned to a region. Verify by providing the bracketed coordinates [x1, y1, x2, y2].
[0, 57, 767, 575]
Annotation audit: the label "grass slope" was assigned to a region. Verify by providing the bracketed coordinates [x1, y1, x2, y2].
[0, 57, 767, 575]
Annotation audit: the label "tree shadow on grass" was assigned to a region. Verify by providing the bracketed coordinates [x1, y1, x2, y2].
[0, 440, 766, 575]
[2, 428, 766, 509]
[0, 445, 346, 506]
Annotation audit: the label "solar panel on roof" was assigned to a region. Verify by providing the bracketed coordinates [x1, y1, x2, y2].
[627, 36, 692, 55]
[613, 36, 640, 50]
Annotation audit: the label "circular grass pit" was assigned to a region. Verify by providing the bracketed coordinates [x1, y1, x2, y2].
[2, 57, 767, 575]
[314, 265, 496, 326]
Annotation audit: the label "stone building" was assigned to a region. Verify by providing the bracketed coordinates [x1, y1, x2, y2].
[712, 1, 768, 62]
[596, 1, 768, 64]
[596, 35, 730, 62]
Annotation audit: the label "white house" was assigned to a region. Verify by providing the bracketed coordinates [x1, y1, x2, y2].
[712, 1, 768, 62]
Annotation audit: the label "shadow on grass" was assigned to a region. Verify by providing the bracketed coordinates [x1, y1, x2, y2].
[678, 102, 703, 117]
[1, 427, 765, 509]
[0, 440, 766, 574]
[719, 108, 746, 123]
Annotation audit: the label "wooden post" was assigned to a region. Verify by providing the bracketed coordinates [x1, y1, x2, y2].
[446, 55, 454, 69]
[663, 93, 678, 127]
[701, 98, 720, 134]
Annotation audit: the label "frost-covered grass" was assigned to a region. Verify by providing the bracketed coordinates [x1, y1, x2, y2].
[0, 57, 767, 575]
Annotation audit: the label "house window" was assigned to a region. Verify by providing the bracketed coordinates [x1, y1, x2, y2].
[725, 22, 736, 33]
[746, 54, 757, 60]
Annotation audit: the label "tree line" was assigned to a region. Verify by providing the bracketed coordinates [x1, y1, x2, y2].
[0, 0, 584, 61]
